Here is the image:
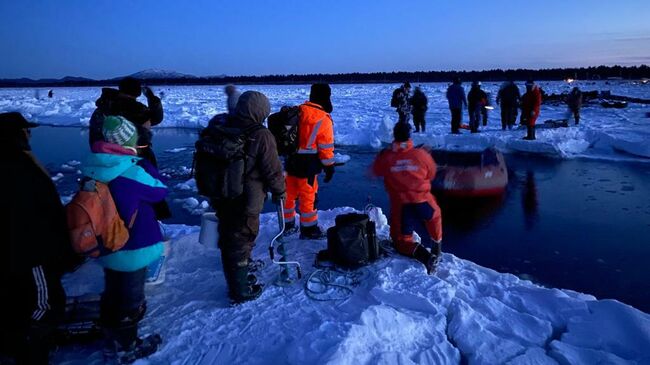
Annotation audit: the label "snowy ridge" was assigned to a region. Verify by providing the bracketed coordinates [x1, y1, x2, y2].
[58, 208, 650, 365]
[1, 81, 649, 161]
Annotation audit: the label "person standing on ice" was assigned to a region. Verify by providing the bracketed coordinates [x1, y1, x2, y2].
[0, 112, 80, 364]
[520, 79, 542, 140]
[210, 91, 285, 303]
[565, 86, 582, 125]
[224, 84, 241, 115]
[82, 116, 168, 362]
[284, 83, 336, 239]
[409, 86, 428, 132]
[372, 122, 443, 274]
[89, 77, 171, 220]
[446, 77, 467, 134]
[496, 79, 521, 130]
[391, 82, 411, 124]
[467, 81, 487, 133]
[89, 77, 164, 166]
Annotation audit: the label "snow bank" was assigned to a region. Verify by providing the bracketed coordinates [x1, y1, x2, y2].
[57, 207, 650, 364]
[2, 82, 649, 161]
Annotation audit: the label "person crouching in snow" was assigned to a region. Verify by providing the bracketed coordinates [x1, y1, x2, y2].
[372, 122, 443, 274]
[82, 115, 167, 363]
[1, 112, 80, 364]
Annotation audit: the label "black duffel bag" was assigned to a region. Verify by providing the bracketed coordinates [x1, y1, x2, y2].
[322, 213, 380, 269]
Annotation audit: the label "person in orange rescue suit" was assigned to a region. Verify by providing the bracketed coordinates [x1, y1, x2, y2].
[284, 83, 336, 239]
[372, 122, 443, 274]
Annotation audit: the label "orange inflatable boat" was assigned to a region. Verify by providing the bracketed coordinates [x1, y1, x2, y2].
[431, 148, 508, 197]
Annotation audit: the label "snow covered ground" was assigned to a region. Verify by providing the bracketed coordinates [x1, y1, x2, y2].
[1, 81, 649, 161]
[57, 207, 650, 365]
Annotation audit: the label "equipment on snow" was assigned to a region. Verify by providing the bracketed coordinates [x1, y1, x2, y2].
[193, 123, 263, 200]
[268, 199, 303, 283]
[66, 178, 135, 258]
[267, 106, 300, 157]
[321, 213, 380, 269]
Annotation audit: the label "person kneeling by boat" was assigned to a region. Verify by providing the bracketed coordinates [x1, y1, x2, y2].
[372, 122, 443, 274]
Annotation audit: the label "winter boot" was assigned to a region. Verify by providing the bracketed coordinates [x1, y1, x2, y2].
[283, 219, 299, 236]
[103, 326, 162, 364]
[224, 264, 263, 304]
[413, 244, 439, 275]
[299, 225, 326, 240]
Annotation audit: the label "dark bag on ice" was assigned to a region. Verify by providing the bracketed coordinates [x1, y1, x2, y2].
[267, 105, 300, 156]
[193, 123, 262, 200]
[321, 213, 380, 269]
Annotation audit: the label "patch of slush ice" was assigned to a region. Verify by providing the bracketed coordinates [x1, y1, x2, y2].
[56, 207, 650, 365]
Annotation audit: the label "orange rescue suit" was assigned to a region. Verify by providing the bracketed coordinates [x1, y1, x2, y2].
[284, 101, 335, 227]
[372, 140, 442, 255]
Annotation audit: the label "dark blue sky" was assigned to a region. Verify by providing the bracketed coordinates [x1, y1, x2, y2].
[2, 0, 649, 79]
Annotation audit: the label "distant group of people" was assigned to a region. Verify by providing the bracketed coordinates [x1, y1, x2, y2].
[392, 78, 584, 141]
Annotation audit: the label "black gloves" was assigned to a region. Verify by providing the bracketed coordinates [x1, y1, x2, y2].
[323, 165, 335, 183]
[272, 192, 286, 204]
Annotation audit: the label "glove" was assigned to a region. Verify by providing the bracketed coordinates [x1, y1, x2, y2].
[142, 86, 155, 99]
[272, 191, 286, 204]
[323, 165, 335, 183]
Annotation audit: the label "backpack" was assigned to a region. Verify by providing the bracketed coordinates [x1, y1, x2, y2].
[193, 123, 263, 200]
[66, 179, 133, 258]
[391, 88, 402, 108]
[321, 213, 380, 269]
[267, 106, 300, 156]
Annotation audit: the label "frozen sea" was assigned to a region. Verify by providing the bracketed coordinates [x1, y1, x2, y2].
[2, 80, 650, 160]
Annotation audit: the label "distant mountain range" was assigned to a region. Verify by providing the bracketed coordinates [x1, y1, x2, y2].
[0, 66, 648, 88]
[0, 69, 199, 86]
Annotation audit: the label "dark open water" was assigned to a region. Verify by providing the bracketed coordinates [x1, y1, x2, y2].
[32, 126, 650, 312]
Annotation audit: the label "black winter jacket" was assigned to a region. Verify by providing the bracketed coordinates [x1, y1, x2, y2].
[1, 136, 78, 277]
[88, 88, 163, 146]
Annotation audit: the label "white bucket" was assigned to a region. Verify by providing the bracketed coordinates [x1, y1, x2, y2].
[199, 213, 219, 248]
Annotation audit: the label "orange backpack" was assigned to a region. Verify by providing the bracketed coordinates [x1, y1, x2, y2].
[66, 179, 135, 258]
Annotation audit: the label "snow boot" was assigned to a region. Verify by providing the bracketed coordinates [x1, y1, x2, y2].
[299, 225, 326, 240]
[283, 219, 299, 236]
[103, 331, 162, 364]
[225, 265, 263, 304]
[413, 244, 440, 275]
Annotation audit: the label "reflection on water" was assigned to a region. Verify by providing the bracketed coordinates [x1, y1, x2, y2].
[522, 171, 539, 231]
[28, 126, 650, 312]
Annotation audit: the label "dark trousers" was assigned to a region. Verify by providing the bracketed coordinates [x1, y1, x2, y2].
[397, 111, 410, 124]
[481, 107, 488, 126]
[412, 111, 426, 132]
[525, 125, 536, 140]
[213, 197, 260, 271]
[500, 105, 518, 130]
[450, 108, 462, 133]
[400, 202, 439, 248]
[468, 107, 481, 133]
[101, 268, 147, 348]
[0, 266, 65, 364]
[571, 108, 580, 124]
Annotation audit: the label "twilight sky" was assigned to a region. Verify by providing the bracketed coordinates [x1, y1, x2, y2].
[1, 0, 649, 79]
